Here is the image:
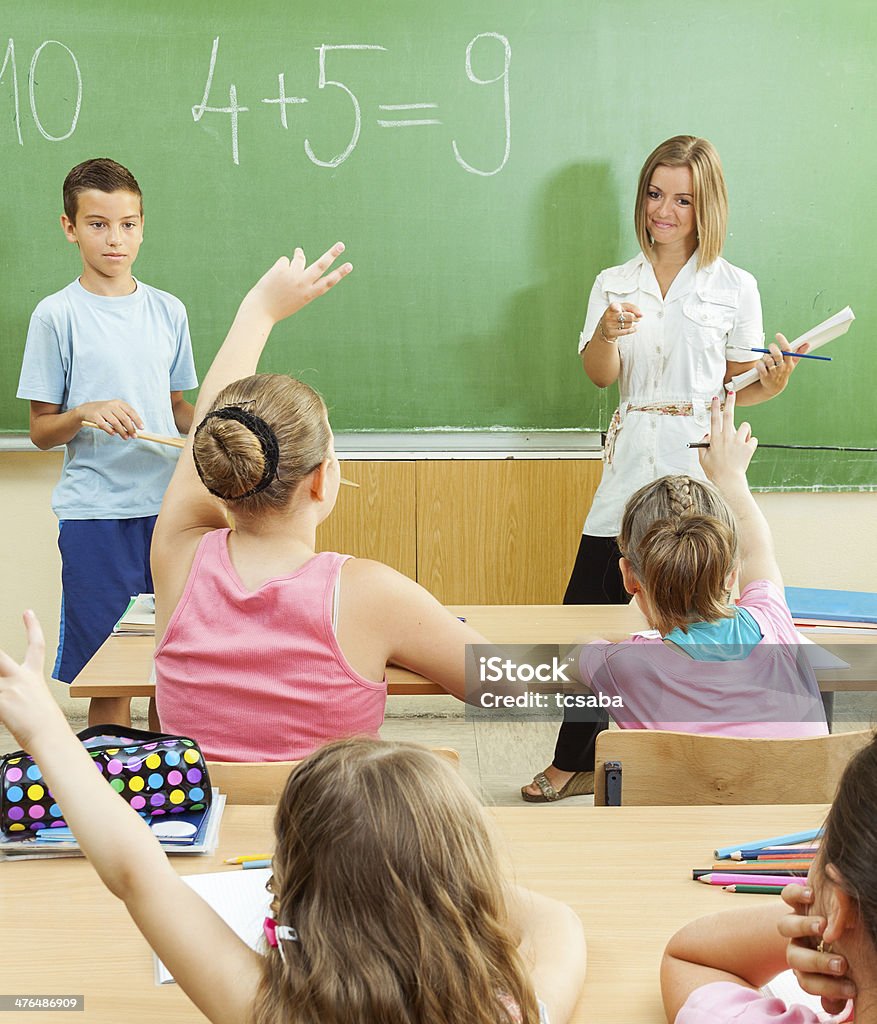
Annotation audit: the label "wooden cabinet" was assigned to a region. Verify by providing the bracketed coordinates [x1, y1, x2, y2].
[318, 459, 602, 604]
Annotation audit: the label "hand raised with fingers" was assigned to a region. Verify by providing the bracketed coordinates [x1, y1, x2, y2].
[248, 242, 353, 324]
[698, 389, 758, 486]
[0, 611, 65, 752]
[599, 301, 642, 343]
[778, 884, 854, 1014]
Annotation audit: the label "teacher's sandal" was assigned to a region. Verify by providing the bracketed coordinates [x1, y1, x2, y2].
[521, 770, 595, 802]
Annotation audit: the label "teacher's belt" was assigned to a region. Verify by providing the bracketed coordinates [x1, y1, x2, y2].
[604, 399, 713, 465]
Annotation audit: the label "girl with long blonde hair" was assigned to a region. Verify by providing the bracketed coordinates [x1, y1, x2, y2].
[0, 636, 587, 1024]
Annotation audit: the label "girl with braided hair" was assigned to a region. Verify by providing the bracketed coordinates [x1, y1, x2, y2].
[523, 393, 826, 801]
[524, 136, 810, 801]
[148, 244, 494, 761]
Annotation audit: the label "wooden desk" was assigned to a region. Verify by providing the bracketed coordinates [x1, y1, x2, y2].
[69, 604, 649, 699]
[69, 604, 877, 701]
[3, 803, 827, 1023]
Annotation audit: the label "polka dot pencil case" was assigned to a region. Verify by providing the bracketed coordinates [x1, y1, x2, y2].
[0, 726, 212, 837]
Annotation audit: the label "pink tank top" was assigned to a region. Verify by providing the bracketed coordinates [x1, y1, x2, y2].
[155, 529, 386, 761]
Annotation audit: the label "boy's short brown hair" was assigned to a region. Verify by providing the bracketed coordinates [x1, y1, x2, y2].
[62, 158, 143, 221]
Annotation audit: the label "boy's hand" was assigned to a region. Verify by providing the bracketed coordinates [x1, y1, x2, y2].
[79, 400, 144, 439]
[247, 242, 353, 324]
[698, 390, 758, 486]
[778, 884, 854, 1012]
[0, 611, 66, 752]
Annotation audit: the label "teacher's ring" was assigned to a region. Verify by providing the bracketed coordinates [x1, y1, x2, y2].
[617, 313, 625, 325]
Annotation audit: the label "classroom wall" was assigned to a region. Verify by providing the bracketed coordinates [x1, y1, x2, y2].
[2, 451, 875, 720]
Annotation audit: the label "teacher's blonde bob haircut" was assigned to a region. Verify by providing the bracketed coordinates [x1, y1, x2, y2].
[634, 135, 728, 269]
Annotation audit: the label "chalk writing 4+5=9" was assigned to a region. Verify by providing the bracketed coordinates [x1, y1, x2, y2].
[191, 34, 511, 175]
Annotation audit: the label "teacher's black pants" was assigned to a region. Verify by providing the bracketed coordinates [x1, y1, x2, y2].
[554, 534, 627, 773]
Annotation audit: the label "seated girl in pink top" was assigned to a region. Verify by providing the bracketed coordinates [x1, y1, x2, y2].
[524, 393, 826, 800]
[151, 244, 491, 761]
[661, 733, 877, 1023]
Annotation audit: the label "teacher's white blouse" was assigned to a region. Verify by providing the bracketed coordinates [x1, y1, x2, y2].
[578, 251, 762, 536]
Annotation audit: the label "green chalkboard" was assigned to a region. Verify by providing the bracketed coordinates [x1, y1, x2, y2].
[1, 0, 874, 489]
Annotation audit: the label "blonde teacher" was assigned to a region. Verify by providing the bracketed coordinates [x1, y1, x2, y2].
[524, 134, 808, 802]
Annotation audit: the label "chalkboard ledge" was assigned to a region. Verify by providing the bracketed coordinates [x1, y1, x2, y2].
[0, 430, 604, 459]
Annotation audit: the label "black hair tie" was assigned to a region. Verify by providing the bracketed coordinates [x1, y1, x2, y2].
[193, 406, 280, 500]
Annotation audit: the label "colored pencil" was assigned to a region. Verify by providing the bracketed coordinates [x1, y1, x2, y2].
[693, 868, 807, 880]
[730, 847, 820, 860]
[223, 854, 273, 864]
[714, 830, 822, 860]
[749, 348, 832, 361]
[697, 873, 800, 887]
[241, 859, 272, 870]
[724, 884, 786, 895]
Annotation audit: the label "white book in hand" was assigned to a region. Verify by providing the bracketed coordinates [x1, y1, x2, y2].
[727, 306, 855, 392]
[155, 867, 272, 984]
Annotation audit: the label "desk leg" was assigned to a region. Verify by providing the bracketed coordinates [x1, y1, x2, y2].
[821, 691, 834, 733]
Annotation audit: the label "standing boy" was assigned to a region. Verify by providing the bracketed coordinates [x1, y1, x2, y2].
[17, 158, 197, 726]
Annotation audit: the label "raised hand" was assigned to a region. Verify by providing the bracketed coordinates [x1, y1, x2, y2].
[698, 389, 758, 486]
[247, 242, 353, 325]
[0, 611, 65, 752]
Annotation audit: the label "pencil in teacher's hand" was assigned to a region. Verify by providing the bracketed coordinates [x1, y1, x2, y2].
[750, 348, 832, 361]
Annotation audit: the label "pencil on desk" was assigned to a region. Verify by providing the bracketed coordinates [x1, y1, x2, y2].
[724, 884, 786, 895]
[224, 854, 273, 864]
[698, 873, 802, 887]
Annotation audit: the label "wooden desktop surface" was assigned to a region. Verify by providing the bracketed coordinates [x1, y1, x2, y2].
[69, 604, 649, 698]
[3, 802, 828, 1024]
[70, 604, 877, 699]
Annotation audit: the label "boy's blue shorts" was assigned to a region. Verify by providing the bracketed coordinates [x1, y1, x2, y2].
[53, 516, 157, 684]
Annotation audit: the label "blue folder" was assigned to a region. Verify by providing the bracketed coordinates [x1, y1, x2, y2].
[785, 586, 877, 624]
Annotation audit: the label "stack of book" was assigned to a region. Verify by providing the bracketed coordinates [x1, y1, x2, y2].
[786, 586, 877, 636]
[113, 593, 156, 636]
[0, 791, 225, 861]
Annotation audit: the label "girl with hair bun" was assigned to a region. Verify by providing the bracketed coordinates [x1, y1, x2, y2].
[148, 243, 494, 761]
[523, 393, 827, 801]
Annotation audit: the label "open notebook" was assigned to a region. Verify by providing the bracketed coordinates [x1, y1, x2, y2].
[155, 867, 272, 984]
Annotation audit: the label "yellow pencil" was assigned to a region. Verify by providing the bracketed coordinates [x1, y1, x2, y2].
[81, 419, 359, 486]
[223, 854, 274, 864]
[81, 419, 184, 448]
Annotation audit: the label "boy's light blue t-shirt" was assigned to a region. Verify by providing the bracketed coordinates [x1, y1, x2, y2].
[17, 278, 198, 520]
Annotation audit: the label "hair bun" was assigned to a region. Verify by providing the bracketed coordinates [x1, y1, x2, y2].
[192, 406, 279, 500]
